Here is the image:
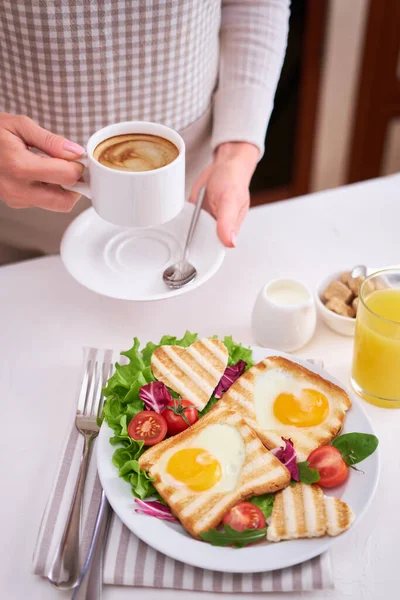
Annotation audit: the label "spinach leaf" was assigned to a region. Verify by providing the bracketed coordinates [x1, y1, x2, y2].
[297, 461, 320, 484]
[332, 433, 379, 466]
[200, 525, 267, 548]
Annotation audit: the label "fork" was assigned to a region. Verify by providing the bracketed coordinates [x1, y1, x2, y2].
[47, 347, 113, 590]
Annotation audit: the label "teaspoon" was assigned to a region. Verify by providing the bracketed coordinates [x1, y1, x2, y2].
[163, 187, 206, 289]
[351, 264, 400, 279]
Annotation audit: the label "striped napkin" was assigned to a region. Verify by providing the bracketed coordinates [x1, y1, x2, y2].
[33, 359, 333, 593]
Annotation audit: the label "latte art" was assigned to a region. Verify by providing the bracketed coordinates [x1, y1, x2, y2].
[93, 134, 179, 172]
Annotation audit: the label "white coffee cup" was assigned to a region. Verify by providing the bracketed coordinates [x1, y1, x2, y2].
[64, 121, 185, 228]
[252, 278, 317, 352]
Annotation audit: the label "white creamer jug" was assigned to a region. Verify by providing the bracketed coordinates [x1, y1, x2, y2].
[252, 279, 317, 352]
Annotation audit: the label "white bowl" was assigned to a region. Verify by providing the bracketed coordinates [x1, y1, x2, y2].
[316, 271, 356, 336]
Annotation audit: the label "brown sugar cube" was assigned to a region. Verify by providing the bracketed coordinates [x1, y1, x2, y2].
[322, 280, 353, 304]
[340, 271, 365, 296]
[352, 297, 359, 314]
[340, 271, 353, 287]
[347, 276, 365, 296]
[326, 298, 356, 318]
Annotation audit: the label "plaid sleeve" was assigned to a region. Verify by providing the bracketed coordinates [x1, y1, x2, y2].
[211, 0, 290, 158]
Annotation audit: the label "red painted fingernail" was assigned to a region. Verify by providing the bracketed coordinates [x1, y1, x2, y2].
[63, 141, 85, 155]
[231, 232, 237, 247]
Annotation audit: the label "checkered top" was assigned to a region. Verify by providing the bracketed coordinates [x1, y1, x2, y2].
[0, 1, 289, 156]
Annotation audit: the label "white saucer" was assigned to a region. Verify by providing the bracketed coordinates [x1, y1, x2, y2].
[60, 204, 225, 301]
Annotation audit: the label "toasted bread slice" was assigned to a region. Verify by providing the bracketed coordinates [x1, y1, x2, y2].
[267, 482, 354, 542]
[267, 483, 326, 541]
[324, 495, 355, 536]
[151, 338, 228, 411]
[139, 406, 291, 538]
[217, 356, 351, 460]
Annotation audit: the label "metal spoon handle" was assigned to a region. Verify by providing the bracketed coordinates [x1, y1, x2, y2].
[352, 264, 400, 279]
[182, 187, 206, 263]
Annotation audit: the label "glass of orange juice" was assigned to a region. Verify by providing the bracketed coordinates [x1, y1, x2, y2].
[351, 268, 400, 407]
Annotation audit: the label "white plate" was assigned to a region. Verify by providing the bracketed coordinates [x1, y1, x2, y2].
[60, 203, 225, 301]
[97, 347, 380, 573]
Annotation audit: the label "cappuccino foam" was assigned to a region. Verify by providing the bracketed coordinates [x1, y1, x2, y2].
[93, 133, 179, 172]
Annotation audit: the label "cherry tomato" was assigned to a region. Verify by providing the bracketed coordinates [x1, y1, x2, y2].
[222, 502, 266, 532]
[128, 411, 167, 445]
[307, 446, 348, 488]
[161, 399, 199, 436]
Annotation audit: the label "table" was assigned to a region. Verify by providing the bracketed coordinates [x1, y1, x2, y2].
[1, 174, 399, 600]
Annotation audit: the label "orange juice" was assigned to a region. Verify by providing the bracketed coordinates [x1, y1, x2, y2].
[352, 287, 400, 407]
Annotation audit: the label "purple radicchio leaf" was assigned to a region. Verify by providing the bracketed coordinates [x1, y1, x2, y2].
[134, 499, 178, 522]
[139, 381, 172, 413]
[214, 360, 247, 399]
[271, 437, 299, 481]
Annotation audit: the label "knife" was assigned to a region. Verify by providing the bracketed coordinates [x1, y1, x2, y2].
[72, 490, 112, 600]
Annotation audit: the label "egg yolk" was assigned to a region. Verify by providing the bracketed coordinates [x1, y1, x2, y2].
[273, 388, 329, 427]
[166, 448, 221, 491]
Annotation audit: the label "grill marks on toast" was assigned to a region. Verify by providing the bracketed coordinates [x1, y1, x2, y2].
[267, 483, 354, 541]
[151, 339, 228, 410]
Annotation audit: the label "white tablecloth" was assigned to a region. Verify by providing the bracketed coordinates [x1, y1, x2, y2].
[1, 174, 399, 600]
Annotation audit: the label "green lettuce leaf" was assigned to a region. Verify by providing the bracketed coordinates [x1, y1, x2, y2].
[199, 395, 219, 417]
[141, 331, 198, 365]
[222, 336, 254, 368]
[249, 493, 275, 520]
[110, 438, 157, 499]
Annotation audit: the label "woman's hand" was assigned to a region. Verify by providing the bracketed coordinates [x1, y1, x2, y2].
[190, 142, 259, 247]
[0, 113, 85, 211]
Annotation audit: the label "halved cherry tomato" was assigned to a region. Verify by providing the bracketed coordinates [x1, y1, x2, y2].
[128, 411, 167, 446]
[307, 446, 348, 488]
[161, 399, 198, 436]
[222, 502, 266, 532]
